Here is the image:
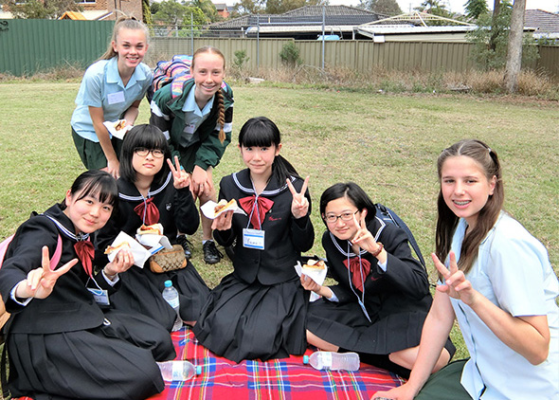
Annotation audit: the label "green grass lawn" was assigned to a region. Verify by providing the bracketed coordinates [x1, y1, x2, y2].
[1, 82, 558, 376]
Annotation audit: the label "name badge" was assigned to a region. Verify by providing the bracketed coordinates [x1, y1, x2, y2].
[107, 91, 125, 105]
[243, 228, 265, 250]
[88, 288, 110, 306]
[184, 123, 196, 135]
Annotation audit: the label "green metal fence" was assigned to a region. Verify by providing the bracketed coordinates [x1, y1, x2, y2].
[0, 19, 114, 76]
[1, 20, 558, 79]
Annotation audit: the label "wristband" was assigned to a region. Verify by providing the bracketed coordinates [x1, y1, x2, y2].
[371, 242, 383, 258]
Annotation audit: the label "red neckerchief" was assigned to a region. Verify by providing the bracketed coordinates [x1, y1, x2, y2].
[74, 239, 94, 278]
[343, 256, 371, 292]
[134, 197, 160, 225]
[239, 195, 274, 229]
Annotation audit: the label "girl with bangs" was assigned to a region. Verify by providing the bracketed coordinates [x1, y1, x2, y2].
[193, 116, 314, 362]
[0, 170, 174, 400]
[95, 124, 209, 330]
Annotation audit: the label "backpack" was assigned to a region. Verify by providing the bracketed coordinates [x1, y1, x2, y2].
[151, 54, 228, 100]
[374, 203, 426, 269]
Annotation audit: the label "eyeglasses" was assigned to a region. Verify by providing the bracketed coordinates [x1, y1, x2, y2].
[323, 210, 359, 223]
[134, 147, 164, 158]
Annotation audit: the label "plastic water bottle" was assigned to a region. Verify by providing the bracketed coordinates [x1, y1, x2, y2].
[162, 280, 183, 331]
[303, 351, 360, 371]
[158, 360, 201, 382]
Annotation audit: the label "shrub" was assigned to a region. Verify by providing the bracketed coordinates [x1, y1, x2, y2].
[279, 42, 302, 68]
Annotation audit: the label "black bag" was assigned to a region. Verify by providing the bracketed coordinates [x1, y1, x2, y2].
[374, 203, 426, 269]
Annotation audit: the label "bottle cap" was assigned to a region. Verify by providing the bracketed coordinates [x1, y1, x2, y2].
[164, 280, 172, 287]
[303, 355, 309, 365]
[196, 365, 202, 375]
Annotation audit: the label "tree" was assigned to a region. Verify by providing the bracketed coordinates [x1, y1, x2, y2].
[4, 0, 82, 19]
[467, 0, 538, 72]
[464, 0, 488, 20]
[232, 0, 264, 16]
[188, 0, 219, 22]
[152, 0, 208, 36]
[504, 0, 527, 92]
[363, 0, 402, 15]
[265, 0, 323, 14]
[143, 0, 152, 25]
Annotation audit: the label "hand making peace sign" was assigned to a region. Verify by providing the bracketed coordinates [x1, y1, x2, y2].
[286, 176, 310, 219]
[16, 246, 78, 300]
[432, 251, 477, 306]
[167, 156, 191, 190]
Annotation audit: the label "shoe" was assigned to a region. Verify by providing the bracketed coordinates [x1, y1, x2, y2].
[203, 241, 223, 264]
[176, 234, 192, 259]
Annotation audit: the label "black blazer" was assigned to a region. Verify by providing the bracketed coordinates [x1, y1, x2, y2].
[0, 205, 107, 334]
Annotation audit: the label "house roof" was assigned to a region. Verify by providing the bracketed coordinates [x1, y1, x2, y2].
[209, 5, 383, 31]
[59, 11, 87, 20]
[525, 9, 559, 34]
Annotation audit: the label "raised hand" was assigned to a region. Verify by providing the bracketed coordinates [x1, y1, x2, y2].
[350, 211, 377, 252]
[286, 176, 310, 219]
[167, 156, 191, 189]
[16, 246, 78, 300]
[432, 251, 477, 306]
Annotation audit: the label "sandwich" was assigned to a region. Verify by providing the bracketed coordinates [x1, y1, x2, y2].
[114, 120, 127, 131]
[104, 241, 131, 255]
[214, 199, 237, 215]
[302, 259, 326, 271]
[136, 224, 163, 236]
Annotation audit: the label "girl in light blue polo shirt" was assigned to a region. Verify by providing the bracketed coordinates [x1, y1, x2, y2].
[376, 139, 558, 400]
[71, 16, 152, 179]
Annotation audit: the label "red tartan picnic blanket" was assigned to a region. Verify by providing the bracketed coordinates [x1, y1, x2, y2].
[148, 327, 404, 400]
[12, 327, 404, 400]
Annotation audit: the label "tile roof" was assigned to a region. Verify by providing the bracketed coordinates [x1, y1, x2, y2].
[525, 9, 559, 33]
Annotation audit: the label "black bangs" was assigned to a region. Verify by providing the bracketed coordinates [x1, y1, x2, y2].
[74, 171, 119, 207]
[240, 126, 275, 148]
[134, 131, 167, 151]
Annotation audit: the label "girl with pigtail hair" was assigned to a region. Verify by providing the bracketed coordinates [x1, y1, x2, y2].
[193, 116, 314, 363]
[150, 46, 234, 265]
[375, 139, 559, 400]
[71, 15, 152, 180]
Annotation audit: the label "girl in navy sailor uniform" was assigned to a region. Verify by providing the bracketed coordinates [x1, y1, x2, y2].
[95, 124, 210, 330]
[193, 116, 314, 362]
[0, 170, 174, 400]
[303, 182, 455, 378]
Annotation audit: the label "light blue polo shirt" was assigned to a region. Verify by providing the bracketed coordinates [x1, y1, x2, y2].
[448, 212, 559, 399]
[71, 57, 153, 142]
[178, 85, 215, 147]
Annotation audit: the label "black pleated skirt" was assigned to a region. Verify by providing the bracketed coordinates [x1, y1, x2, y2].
[7, 309, 174, 400]
[193, 273, 308, 363]
[110, 261, 210, 330]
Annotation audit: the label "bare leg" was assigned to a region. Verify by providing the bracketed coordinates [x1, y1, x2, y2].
[389, 346, 451, 373]
[306, 330, 339, 352]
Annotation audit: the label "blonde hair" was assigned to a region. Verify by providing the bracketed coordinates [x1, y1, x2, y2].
[192, 46, 227, 144]
[100, 16, 149, 61]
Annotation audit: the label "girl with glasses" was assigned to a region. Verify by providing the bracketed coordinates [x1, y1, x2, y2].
[95, 124, 209, 330]
[303, 182, 455, 378]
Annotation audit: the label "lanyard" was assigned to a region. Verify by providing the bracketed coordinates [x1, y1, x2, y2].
[346, 242, 372, 323]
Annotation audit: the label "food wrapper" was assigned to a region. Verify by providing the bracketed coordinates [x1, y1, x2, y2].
[201, 199, 240, 219]
[294, 259, 328, 302]
[134, 224, 172, 253]
[103, 120, 133, 140]
[106, 232, 151, 268]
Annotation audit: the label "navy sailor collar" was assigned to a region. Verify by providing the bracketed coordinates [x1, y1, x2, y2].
[231, 169, 296, 197]
[118, 172, 173, 202]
